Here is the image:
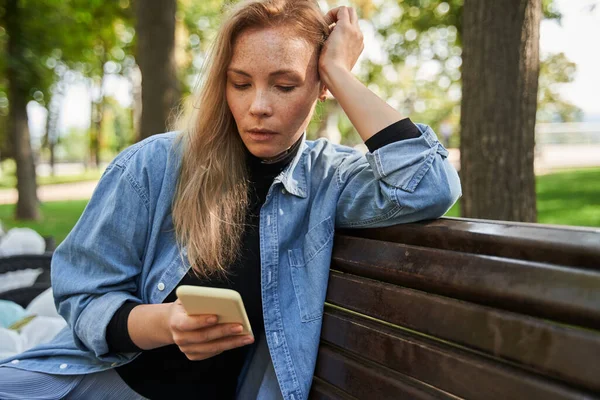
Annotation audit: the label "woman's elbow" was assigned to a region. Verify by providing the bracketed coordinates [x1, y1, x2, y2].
[433, 160, 462, 217]
[412, 159, 462, 220]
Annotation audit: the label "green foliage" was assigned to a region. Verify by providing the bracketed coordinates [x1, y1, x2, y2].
[0, 0, 135, 162]
[101, 96, 134, 154]
[542, 0, 562, 21]
[67, 0, 134, 79]
[0, 0, 580, 156]
[537, 52, 583, 122]
[177, 0, 228, 95]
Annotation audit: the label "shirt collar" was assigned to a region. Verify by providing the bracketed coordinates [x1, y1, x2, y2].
[274, 133, 308, 198]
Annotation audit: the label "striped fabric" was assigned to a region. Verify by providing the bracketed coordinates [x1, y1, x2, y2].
[0, 367, 147, 399]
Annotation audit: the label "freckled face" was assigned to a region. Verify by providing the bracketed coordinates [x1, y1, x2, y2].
[226, 26, 322, 159]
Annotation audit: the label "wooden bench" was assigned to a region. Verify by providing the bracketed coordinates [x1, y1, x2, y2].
[311, 218, 600, 400]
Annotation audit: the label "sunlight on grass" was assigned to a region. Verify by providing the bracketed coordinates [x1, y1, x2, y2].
[444, 168, 600, 227]
[0, 200, 89, 244]
[536, 167, 600, 227]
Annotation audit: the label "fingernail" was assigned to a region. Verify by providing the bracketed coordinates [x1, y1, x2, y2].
[231, 325, 243, 334]
[242, 337, 254, 344]
[206, 316, 217, 324]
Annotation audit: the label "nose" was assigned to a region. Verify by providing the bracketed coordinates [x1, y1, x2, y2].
[249, 90, 273, 117]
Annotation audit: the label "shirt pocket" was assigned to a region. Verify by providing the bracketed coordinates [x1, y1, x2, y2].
[287, 217, 335, 323]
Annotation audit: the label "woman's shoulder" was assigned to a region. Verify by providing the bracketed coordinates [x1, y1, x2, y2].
[110, 131, 183, 172]
[304, 137, 365, 166]
[98, 132, 183, 200]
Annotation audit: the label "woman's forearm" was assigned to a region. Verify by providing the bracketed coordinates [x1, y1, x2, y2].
[127, 303, 174, 350]
[322, 65, 403, 143]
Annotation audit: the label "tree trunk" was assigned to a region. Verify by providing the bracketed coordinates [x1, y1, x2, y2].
[130, 65, 142, 142]
[6, 0, 39, 220]
[43, 90, 61, 177]
[460, 0, 541, 222]
[90, 76, 106, 169]
[135, 0, 179, 140]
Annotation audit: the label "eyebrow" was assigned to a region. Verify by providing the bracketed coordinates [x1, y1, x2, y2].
[227, 68, 301, 78]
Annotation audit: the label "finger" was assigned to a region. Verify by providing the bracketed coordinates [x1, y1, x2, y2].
[181, 334, 255, 359]
[173, 323, 243, 346]
[348, 7, 358, 25]
[324, 6, 349, 26]
[171, 313, 218, 332]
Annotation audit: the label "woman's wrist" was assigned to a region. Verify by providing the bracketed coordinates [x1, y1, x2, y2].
[319, 63, 403, 142]
[319, 63, 355, 97]
[127, 302, 175, 350]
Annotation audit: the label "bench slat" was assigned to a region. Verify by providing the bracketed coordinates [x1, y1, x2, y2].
[340, 218, 600, 270]
[315, 343, 456, 400]
[326, 271, 600, 393]
[310, 377, 358, 400]
[332, 235, 600, 329]
[320, 307, 598, 400]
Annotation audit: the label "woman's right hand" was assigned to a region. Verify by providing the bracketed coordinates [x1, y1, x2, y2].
[167, 299, 255, 361]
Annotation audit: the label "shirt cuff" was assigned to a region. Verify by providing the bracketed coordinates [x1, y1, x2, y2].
[106, 301, 143, 353]
[364, 118, 421, 153]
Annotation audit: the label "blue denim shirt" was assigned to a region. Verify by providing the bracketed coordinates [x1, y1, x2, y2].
[0, 124, 460, 400]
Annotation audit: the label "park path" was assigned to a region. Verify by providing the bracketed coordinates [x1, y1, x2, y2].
[0, 145, 597, 205]
[0, 181, 99, 205]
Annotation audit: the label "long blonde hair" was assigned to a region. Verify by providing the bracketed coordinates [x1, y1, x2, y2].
[172, 0, 330, 278]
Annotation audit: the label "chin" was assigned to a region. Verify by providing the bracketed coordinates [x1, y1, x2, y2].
[244, 143, 281, 159]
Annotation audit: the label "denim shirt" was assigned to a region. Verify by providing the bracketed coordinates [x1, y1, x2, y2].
[0, 124, 460, 400]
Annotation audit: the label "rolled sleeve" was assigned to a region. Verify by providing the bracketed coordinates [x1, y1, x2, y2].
[365, 124, 449, 192]
[51, 162, 150, 358]
[336, 124, 461, 228]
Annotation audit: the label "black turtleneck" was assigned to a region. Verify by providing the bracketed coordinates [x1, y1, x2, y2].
[106, 137, 302, 400]
[105, 118, 420, 399]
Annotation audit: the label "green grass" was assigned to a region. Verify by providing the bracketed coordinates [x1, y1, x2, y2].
[0, 200, 89, 244]
[443, 167, 600, 227]
[0, 168, 597, 246]
[536, 167, 600, 227]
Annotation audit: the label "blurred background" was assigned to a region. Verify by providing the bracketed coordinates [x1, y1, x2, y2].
[0, 0, 598, 244]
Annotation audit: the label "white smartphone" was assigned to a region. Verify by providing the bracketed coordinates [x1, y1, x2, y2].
[176, 285, 253, 336]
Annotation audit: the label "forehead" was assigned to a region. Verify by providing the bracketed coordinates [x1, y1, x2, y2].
[229, 26, 316, 73]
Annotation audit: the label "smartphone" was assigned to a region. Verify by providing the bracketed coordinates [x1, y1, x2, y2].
[176, 285, 253, 336]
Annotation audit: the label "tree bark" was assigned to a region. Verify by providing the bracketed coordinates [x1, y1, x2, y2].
[89, 77, 106, 168]
[6, 0, 40, 220]
[460, 0, 541, 222]
[135, 0, 180, 140]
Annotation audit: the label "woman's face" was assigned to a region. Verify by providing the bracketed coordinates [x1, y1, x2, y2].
[226, 25, 323, 159]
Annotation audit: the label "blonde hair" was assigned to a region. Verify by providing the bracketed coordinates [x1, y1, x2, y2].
[172, 0, 330, 278]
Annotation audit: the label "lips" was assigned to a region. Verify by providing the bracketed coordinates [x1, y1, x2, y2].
[247, 128, 277, 135]
[246, 129, 278, 142]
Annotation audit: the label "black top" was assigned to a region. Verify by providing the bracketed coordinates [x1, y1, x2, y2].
[105, 119, 420, 399]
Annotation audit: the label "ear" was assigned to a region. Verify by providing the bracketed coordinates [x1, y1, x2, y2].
[318, 83, 328, 102]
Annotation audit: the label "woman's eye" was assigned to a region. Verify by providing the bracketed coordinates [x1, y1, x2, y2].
[277, 86, 296, 93]
[233, 83, 250, 90]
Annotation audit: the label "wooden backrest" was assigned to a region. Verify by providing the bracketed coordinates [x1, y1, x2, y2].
[312, 218, 600, 400]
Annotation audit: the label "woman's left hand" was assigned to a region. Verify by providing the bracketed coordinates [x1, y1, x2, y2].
[319, 6, 364, 84]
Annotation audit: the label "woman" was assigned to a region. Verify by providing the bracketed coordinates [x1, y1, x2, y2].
[0, 0, 461, 399]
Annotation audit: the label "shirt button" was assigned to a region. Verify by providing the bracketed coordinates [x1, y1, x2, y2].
[281, 188, 287, 194]
[11, 360, 19, 364]
[59, 363, 68, 369]
[111, 362, 119, 367]
[157, 282, 165, 291]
